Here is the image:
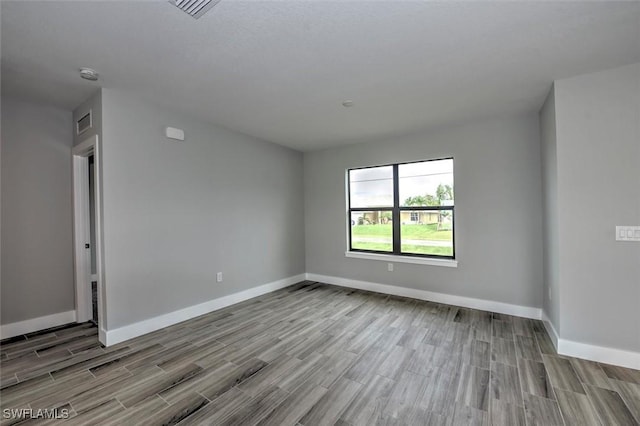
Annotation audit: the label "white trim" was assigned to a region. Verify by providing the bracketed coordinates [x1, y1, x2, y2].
[0, 311, 76, 339]
[72, 135, 97, 156]
[306, 273, 541, 320]
[103, 274, 305, 346]
[345, 251, 458, 267]
[72, 154, 91, 323]
[558, 339, 640, 371]
[542, 310, 640, 370]
[99, 327, 107, 343]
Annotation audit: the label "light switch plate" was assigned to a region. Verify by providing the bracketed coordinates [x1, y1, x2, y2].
[165, 126, 185, 141]
[616, 226, 640, 242]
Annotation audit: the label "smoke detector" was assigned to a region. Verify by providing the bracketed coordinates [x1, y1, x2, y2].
[169, 0, 221, 19]
[79, 68, 99, 81]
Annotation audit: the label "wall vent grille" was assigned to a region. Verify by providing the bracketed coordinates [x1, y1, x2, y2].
[169, 0, 221, 19]
[77, 111, 92, 135]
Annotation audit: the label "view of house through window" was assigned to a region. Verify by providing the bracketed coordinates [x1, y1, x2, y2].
[348, 158, 454, 258]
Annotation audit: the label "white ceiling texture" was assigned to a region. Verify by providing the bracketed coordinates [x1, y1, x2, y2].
[2, 1, 639, 150]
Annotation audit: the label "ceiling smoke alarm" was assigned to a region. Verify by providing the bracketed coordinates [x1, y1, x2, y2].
[79, 68, 99, 81]
[169, 0, 222, 19]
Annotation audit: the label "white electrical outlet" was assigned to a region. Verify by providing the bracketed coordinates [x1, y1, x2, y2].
[616, 226, 640, 242]
[216, 272, 223, 282]
[388, 263, 394, 272]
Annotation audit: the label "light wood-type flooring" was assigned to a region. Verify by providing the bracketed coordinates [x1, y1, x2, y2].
[1, 281, 639, 425]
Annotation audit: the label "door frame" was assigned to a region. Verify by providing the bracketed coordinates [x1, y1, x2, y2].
[72, 135, 105, 339]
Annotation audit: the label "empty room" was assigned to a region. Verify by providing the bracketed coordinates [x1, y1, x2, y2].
[1, 1, 639, 425]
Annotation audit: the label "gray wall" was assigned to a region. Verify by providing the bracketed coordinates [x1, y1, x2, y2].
[539, 86, 561, 333]
[1, 98, 74, 324]
[554, 63, 640, 352]
[304, 115, 544, 308]
[73, 91, 102, 147]
[100, 89, 305, 329]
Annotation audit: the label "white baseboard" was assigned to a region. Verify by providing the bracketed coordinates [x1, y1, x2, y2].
[103, 274, 306, 346]
[541, 310, 639, 370]
[4, 275, 636, 370]
[306, 273, 542, 320]
[99, 327, 107, 345]
[559, 339, 640, 370]
[0, 311, 77, 339]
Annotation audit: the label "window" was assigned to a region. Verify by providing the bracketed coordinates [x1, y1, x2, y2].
[348, 158, 454, 259]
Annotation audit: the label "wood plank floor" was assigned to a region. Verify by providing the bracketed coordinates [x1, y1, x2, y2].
[1, 281, 639, 425]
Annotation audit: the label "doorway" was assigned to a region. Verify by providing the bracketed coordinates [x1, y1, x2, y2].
[72, 135, 104, 340]
[88, 155, 98, 324]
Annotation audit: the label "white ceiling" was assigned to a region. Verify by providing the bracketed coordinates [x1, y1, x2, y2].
[2, 1, 639, 151]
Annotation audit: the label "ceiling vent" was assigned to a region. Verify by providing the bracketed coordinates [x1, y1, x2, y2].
[169, 0, 221, 19]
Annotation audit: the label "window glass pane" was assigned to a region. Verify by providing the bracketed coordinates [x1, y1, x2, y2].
[349, 166, 393, 208]
[350, 211, 393, 252]
[399, 159, 454, 207]
[400, 210, 453, 256]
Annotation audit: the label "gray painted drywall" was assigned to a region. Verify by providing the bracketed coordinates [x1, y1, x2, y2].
[73, 90, 101, 147]
[1, 98, 74, 324]
[304, 115, 544, 308]
[554, 63, 640, 352]
[100, 89, 305, 329]
[539, 86, 561, 333]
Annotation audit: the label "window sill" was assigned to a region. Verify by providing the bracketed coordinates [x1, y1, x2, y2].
[345, 251, 458, 268]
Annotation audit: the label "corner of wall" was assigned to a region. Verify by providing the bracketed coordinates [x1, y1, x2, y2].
[541, 309, 559, 351]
